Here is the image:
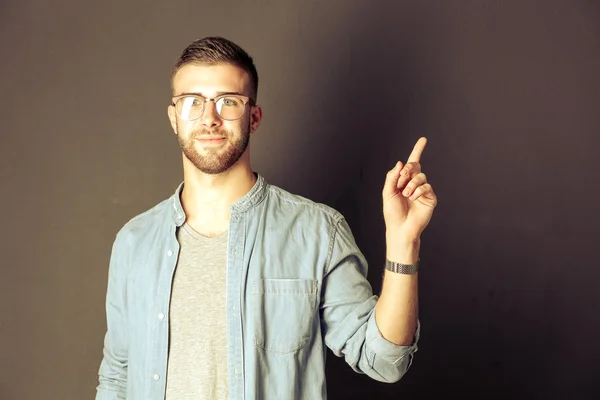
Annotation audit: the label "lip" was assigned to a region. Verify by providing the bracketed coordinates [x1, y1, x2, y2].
[195, 136, 226, 144]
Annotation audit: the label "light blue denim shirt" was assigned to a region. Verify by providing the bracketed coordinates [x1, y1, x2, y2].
[96, 174, 419, 400]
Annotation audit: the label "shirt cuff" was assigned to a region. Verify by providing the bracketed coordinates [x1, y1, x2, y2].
[365, 312, 420, 366]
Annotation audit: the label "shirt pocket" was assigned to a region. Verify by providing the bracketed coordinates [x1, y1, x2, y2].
[253, 278, 318, 354]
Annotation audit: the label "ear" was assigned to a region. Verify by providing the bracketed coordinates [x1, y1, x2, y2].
[249, 104, 263, 134]
[167, 104, 178, 134]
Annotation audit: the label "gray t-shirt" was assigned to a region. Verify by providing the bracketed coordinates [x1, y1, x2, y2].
[165, 223, 229, 400]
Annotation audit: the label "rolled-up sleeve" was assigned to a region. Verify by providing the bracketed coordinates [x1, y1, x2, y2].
[320, 216, 419, 383]
[364, 312, 420, 380]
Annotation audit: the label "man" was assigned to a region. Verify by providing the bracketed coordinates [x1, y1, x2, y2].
[96, 36, 437, 400]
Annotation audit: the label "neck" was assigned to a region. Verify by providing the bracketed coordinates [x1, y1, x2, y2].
[180, 154, 256, 233]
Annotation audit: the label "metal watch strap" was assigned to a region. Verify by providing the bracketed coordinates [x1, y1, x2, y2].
[385, 259, 419, 274]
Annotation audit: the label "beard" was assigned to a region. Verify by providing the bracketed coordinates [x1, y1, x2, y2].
[176, 119, 251, 175]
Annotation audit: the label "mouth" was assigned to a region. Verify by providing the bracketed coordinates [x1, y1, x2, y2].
[195, 136, 226, 144]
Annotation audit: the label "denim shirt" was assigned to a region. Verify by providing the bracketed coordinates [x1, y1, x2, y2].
[96, 175, 419, 400]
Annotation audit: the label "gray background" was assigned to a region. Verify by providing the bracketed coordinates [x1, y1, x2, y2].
[1, 0, 599, 399]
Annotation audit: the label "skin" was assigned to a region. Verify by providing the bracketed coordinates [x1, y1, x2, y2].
[167, 63, 438, 345]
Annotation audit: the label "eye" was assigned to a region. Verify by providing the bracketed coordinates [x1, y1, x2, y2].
[222, 97, 239, 107]
[190, 97, 203, 107]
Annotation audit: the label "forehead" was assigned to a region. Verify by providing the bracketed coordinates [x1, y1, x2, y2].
[172, 63, 251, 96]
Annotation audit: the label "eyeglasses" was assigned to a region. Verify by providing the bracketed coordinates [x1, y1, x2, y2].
[171, 94, 254, 121]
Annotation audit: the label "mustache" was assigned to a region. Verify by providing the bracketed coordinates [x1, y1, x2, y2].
[191, 129, 229, 137]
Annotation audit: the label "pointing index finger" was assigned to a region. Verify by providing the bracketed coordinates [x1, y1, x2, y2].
[407, 137, 428, 163]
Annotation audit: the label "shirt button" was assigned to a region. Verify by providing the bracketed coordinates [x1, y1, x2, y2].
[167, 250, 173, 257]
[152, 374, 160, 381]
[158, 313, 165, 320]
[234, 368, 238, 376]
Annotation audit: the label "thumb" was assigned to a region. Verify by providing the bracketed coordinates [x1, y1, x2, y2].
[382, 161, 403, 199]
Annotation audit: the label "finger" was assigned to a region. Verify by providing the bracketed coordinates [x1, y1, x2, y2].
[407, 137, 428, 164]
[402, 173, 427, 197]
[396, 162, 422, 190]
[382, 161, 403, 198]
[409, 183, 437, 207]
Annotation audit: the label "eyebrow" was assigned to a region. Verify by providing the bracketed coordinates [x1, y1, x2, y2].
[174, 91, 245, 98]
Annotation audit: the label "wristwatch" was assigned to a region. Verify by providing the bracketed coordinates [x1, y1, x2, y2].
[385, 259, 419, 274]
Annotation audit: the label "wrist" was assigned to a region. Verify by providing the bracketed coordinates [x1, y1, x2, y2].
[386, 235, 420, 264]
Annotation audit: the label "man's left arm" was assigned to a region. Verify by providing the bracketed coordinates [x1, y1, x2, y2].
[320, 137, 436, 383]
[375, 136, 437, 346]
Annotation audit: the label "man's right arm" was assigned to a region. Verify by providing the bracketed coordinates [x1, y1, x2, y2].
[96, 232, 129, 400]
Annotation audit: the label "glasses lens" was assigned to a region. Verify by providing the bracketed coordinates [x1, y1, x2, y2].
[176, 96, 204, 120]
[175, 95, 248, 120]
[215, 96, 246, 120]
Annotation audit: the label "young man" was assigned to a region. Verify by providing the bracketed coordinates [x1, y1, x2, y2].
[96, 36, 437, 400]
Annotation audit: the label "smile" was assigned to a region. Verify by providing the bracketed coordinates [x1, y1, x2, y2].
[195, 137, 226, 145]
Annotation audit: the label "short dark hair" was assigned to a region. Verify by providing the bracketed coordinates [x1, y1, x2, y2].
[172, 36, 259, 101]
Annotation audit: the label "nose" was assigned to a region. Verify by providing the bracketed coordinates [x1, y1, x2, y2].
[199, 100, 222, 128]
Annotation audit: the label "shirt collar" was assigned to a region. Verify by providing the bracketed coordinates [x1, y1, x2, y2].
[170, 173, 268, 226]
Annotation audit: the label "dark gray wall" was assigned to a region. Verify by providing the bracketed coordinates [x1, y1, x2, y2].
[1, 1, 599, 399]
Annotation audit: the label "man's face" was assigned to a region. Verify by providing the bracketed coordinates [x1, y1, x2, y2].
[168, 63, 261, 174]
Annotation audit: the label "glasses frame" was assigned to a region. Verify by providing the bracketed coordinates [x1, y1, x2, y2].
[171, 93, 255, 121]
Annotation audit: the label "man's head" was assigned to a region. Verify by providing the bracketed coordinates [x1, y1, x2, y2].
[172, 36, 259, 103]
[168, 37, 262, 175]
